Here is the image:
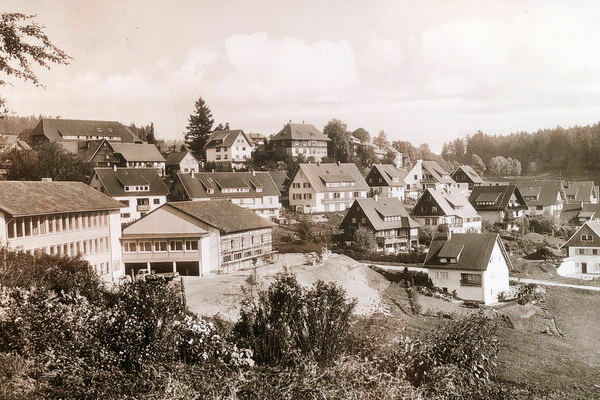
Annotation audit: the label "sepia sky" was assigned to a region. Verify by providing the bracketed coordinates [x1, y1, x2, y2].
[4, 0, 600, 151]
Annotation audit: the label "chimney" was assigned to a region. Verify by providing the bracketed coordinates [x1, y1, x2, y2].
[252, 170, 256, 176]
[113, 164, 117, 171]
[41, 177, 52, 183]
[212, 169, 215, 173]
[337, 160, 341, 166]
[374, 194, 378, 202]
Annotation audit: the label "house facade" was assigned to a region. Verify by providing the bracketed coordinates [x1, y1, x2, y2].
[270, 123, 330, 161]
[170, 171, 282, 219]
[412, 188, 481, 233]
[564, 180, 598, 204]
[90, 167, 169, 224]
[424, 232, 511, 304]
[468, 185, 528, 226]
[204, 130, 254, 169]
[340, 197, 420, 253]
[451, 165, 485, 190]
[560, 220, 600, 274]
[120, 201, 274, 276]
[165, 151, 199, 175]
[0, 180, 125, 282]
[404, 159, 456, 199]
[365, 164, 408, 200]
[511, 179, 565, 216]
[288, 162, 369, 213]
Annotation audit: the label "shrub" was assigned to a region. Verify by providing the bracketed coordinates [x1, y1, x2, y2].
[352, 227, 377, 253]
[528, 214, 560, 235]
[295, 217, 315, 241]
[373, 266, 434, 289]
[234, 273, 356, 365]
[516, 283, 545, 304]
[419, 226, 435, 246]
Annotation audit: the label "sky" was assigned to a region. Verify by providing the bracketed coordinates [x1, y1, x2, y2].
[4, 0, 600, 152]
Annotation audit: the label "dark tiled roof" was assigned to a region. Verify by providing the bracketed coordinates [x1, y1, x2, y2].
[424, 233, 511, 271]
[165, 151, 196, 166]
[452, 165, 485, 184]
[422, 160, 455, 184]
[560, 203, 600, 224]
[271, 123, 330, 142]
[510, 179, 565, 206]
[414, 188, 479, 219]
[371, 164, 408, 187]
[0, 181, 124, 216]
[30, 118, 141, 143]
[176, 171, 281, 199]
[295, 163, 369, 192]
[564, 181, 596, 203]
[93, 168, 170, 196]
[346, 197, 420, 231]
[468, 185, 527, 211]
[77, 139, 106, 162]
[167, 200, 274, 234]
[204, 130, 252, 149]
[110, 143, 165, 162]
[268, 171, 288, 194]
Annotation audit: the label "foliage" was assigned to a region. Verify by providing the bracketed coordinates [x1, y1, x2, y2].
[324, 119, 352, 162]
[373, 266, 434, 289]
[0, 114, 42, 136]
[405, 287, 422, 315]
[4, 141, 93, 182]
[373, 130, 388, 148]
[351, 127, 370, 143]
[294, 216, 315, 241]
[419, 225, 435, 246]
[234, 273, 356, 365]
[352, 226, 377, 253]
[528, 214, 560, 235]
[488, 155, 522, 176]
[516, 283, 545, 305]
[470, 153, 486, 174]
[213, 122, 230, 131]
[185, 95, 214, 158]
[0, 13, 71, 114]
[129, 122, 156, 143]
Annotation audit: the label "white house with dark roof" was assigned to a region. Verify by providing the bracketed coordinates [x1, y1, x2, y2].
[365, 164, 408, 200]
[423, 232, 511, 304]
[270, 123, 330, 161]
[340, 197, 420, 253]
[288, 162, 369, 213]
[468, 185, 528, 226]
[412, 188, 481, 233]
[204, 129, 254, 169]
[510, 179, 565, 216]
[90, 167, 170, 224]
[170, 171, 281, 219]
[120, 200, 274, 276]
[563, 180, 598, 204]
[165, 151, 199, 175]
[0, 180, 125, 282]
[451, 165, 485, 191]
[404, 159, 456, 199]
[22, 118, 143, 152]
[109, 143, 166, 175]
[559, 220, 600, 275]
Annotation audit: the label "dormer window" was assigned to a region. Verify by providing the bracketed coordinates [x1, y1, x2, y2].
[124, 185, 149, 192]
[256, 187, 262, 192]
[207, 188, 215, 194]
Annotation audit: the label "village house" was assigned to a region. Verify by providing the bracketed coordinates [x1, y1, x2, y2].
[404, 159, 456, 199]
[248, 132, 267, 151]
[339, 197, 420, 253]
[563, 180, 598, 204]
[423, 232, 512, 305]
[468, 185, 528, 227]
[451, 165, 485, 190]
[89, 167, 169, 224]
[21, 118, 143, 151]
[560, 203, 600, 225]
[559, 220, 600, 274]
[270, 123, 330, 161]
[365, 164, 408, 200]
[204, 129, 254, 169]
[79, 140, 167, 174]
[170, 171, 282, 219]
[287, 162, 369, 213]
[165, 151, 199, 175]
[120, 200, 274, 276]
[412, 188, 482, 233]
[0, 180, 125, 282]
[510, 179, 565, 216]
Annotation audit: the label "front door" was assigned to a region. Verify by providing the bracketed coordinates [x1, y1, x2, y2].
[582, 263, 588, 273]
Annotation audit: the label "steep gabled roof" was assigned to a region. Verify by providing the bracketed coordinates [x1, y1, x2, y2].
[175, 171, 281, 199]
[560, 203, 600, 224]
[268, 171, 288, 194]
[0, 181, 124, 217]
[468, 185, 527, 211]
[415, 188, 479, 219]
[424, 233, 512, 271]
[271, 123, 330, 142]
[422, 160, 455, 184]
[28, 118, 141, 143]
[452, 165, 485, 184]
[165, 151, 197, 166]
[295, 163, 369, 192]
[204, 130, 252, 149]
[370, 164, 408, 187]
[561, 220, 600, 248]
[93, 168, 170, 197]
[510, 179, 564, 206]
[110, 143, 165, 162]
[167, 200, 274, 234]
[344, 197, 420, 231]
[564, 181, 596, 203]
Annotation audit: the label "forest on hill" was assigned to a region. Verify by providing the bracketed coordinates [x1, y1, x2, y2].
[0, 114, 43, 134]
[442, 122, 600, 178]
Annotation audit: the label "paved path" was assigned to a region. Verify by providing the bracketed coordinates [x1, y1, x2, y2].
[510, 278, 600, 292]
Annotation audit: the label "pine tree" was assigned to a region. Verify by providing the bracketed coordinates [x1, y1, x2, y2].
[185, 96, 214, 158]
[147, 123, 156, 144]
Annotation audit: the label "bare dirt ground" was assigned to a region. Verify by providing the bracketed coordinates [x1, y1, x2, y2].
[183, 253, 390, 321]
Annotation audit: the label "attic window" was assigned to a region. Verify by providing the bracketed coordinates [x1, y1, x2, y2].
[124, 185, 149, 192]
[582, 234, 593, 241]
[256, 187, 262, 192]
[207, 188, 215, 194]
[440, 258, 447, 263]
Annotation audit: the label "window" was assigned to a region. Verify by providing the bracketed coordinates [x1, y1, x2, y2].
[333, 192, 341, 199]
[303, 193, 312, 199]
[578, 248, 585, 255]
[137, 198, 150, 206]
[292, 182, 301, 189]
[223, 255, 232, 262]
[185, 240, 198, 251]
[581, 234, 593, 241]
[352, 217, 357, 223]
[169, 240, 183, 251]
[234, 252, 242, 260]
[121, 213, 131, 218]
[303, 182, 310, 188]
[460, 273, 482, 286]
[139, 241, 152, 252]
[154, 241, 167, 252]
[153, 198, 161, 204]
[536, 206, 543, 210]
[594, 249, 598, 255]
[7, 221, 15, 238]
[24, 217, 31, 236]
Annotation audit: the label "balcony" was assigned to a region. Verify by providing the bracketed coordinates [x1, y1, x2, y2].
[137, 204, 151, 212]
